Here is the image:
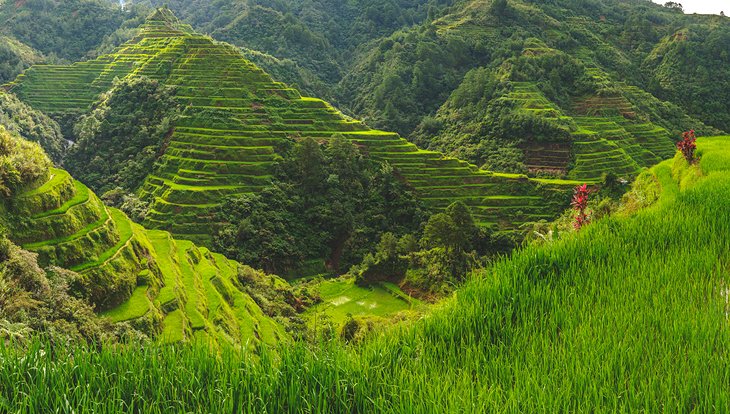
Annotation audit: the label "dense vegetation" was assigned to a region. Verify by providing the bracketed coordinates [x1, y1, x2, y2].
[134, 0, 454, 94]
[2, 135, 729, 411]
[0, 237, 112, 345]
[125, 0, 729, 141]
[338, 0, 730, 137]
[0, 0, 131, 61]
[214, 137, 425, 276]
[0, 92, 65, 163]
[2, 0, 729, 142]
[9, 11, 573, 263]
[0, 128, 300, 346]
[353, 200, 485, 296]
[0, 125, 50, 196]
[0, 35, 43, 85]
[643, 23, 730, 132]
[1, 2, 730, 411]
[66, 77, 179, 194]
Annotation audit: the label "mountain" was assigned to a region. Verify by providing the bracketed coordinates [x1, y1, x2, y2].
[0, 0, 131, 61]
[106, 1, 730, 142]
[5, 8, 574, 251]
[129, 0, 454, 94]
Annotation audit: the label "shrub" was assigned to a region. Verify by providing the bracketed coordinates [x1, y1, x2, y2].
[0, 126, 51, 197]
[0, 237, 113, 345]
[677, 130, 697, 164]
[571, 184, 591, 230]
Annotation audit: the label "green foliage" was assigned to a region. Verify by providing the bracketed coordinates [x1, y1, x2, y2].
[353, 202, 483, 295]
[67, 77, 179, 194]
[214, 137, 425, 275]
[491, 0, 509, 15]
[101, 188, 151, 223]
[135, 0, 453, 88]
[0, 92, 65, 163]
[0, 237, 112, 344]
[0, 126, 50, 197]
[5, 8, 578, 246]
[644, 25, 730, 132]
[352, 232, 413, 285]
[236, 265, 319, 336]
[0, 36, 44, 85]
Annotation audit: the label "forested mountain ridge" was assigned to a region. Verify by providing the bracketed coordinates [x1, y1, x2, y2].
[105, 0, 729, 141]
[341, 0, 725, 176]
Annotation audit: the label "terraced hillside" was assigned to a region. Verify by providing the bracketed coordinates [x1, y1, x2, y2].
[414, 54, 678, 183]
[5, 8, 576, 245]
[566, 68, 677, 180]
[1, 163, 286, 347]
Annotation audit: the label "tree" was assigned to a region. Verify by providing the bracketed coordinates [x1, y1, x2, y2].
[445, 201, 477, 252]
[0, 126, 50, 197]
[663, 2, 684, 12]
[421, 212, 458, 251]
[491, 0, 509, 15]
[290, 137, 328, 194]
[421, 201, 477, 253]
[216, 137, 424, 275]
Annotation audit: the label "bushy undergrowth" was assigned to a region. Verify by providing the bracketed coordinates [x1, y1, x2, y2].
[353, 201, 487, 297]
[66, 76, 179, 195]
[0, 237, 115, 346]
[3, 136, 728, 411]
[0, 92, 66, 163]
[0, 126, 50, 197]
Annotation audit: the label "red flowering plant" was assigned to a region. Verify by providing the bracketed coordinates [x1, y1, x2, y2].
[677, 130, 697, 163]
[571, 184, 591, 231]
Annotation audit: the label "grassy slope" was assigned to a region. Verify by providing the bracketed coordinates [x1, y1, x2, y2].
[2, 138, 729, 411]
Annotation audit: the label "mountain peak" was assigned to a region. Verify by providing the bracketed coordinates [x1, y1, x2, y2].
[143, 7, 194, 35]
[147, 6, 178, 24]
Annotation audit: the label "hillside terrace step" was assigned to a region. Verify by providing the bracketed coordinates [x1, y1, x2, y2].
[70, 209, 134, 273]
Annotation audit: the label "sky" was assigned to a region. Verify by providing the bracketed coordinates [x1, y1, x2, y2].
[652, 0, 730, 15]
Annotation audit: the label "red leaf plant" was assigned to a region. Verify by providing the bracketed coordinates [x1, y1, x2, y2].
[571, 184, 591, 231]
[677, 130, 697, 163]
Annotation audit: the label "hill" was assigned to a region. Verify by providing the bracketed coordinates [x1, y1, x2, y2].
[0, 0, 132, 61]
[106, 1, 729, 141]
[0, 125, 288, 347]
[5, 8, 576, 251]
[2, 133, 728, 411]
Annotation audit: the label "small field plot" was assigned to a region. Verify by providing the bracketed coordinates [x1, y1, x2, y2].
[304, 277, 422, 327]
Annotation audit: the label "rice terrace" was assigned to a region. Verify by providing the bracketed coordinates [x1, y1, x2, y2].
[0, 0, 729, 412]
